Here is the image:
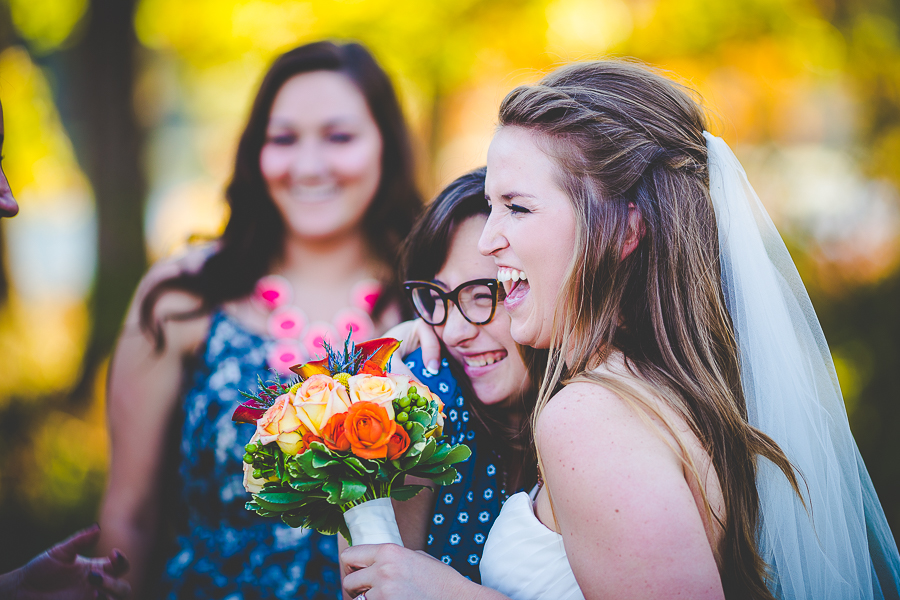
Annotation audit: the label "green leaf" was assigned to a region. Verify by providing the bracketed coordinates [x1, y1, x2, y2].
[281, 511, 310, 528]
[340, 479, 368, 503]
[323, 480, 343, 504]
[312, 451, 340, 469]
[288, 480, 324, 492]
[297, 451, 329, 479]
[418, 437, 437, 463]
[276, 450, 286, 480]
[429, 468, 459, 486]
[406, 438, 427, 458]
[343, 456, 375, 476]
[410, 463, 453, 475]
[254, 497, 306, 512]
[390, 484, 427, 501]
[429, 443, 453, 462]
[306, 507, 346, 536]
[408, 409, 432, 427]
[441, 444, 472, 465]
[308, 441, 333, 455]
[255, 490, 304, 505]
[406, 422, 427, 445]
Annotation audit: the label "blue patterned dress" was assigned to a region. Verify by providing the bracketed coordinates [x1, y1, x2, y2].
[404, 350, 516, 583]
[157, 311, 340, 600]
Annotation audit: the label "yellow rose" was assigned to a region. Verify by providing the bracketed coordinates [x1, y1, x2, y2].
[256, 394, 303, 449]
[292, 374, 351, 436]
[347, 374, 398, 420]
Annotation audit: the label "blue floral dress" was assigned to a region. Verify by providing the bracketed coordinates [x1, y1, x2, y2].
[157, 311, 340, 600]
[404, 350, 516, 583]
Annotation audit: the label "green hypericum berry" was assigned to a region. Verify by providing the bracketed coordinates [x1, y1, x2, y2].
[399, 396, 411, 408]
[396, 412, 408, 423]
[404, 422, 414, 431]
[416, 398, 426, 407]
[253, 469, 263, 479]
[245, 443, 258, 453]
[243, 453, 254, 464]
[409, 386, 417, 395]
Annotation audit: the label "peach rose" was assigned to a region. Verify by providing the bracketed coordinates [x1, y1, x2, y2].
[256, 394, 304, 451]
[347, 374, 401, 419]
[291, 374, 352, 436]
[386, 426, 410, 460]
[344, 401, 396, 460]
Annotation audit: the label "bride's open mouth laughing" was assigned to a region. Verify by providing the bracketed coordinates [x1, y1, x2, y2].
[497, 267, 529, 311]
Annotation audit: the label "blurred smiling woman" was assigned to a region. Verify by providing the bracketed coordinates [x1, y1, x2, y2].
[97, 41, 422, 599]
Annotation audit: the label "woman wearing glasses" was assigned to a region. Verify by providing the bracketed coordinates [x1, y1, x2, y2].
[393, 167, 541, 578]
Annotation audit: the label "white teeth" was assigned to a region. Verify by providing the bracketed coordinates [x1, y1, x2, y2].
[496, 268, 527, 282]
[463, 352, 505, 367]
[289, 185, 339, 200]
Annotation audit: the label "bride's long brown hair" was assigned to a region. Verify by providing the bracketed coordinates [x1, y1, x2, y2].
[498, 60, 801, 599]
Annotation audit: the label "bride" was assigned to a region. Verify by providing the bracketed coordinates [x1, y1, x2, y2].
[341, 60, 900, 599]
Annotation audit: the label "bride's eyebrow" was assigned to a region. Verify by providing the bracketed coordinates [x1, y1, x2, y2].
[503, 192, 535, 201]
[484, 191, 535, 202]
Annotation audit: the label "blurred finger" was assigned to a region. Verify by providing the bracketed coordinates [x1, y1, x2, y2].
[103, 549, 130, 577]
[48, 524, 101, 563]
[89, 569, 131, 600]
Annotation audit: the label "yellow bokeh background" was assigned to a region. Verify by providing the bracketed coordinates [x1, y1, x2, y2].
[2, 0, 900, 568]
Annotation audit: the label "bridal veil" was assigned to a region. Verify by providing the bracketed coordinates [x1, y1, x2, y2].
[704, 131, 900, 599]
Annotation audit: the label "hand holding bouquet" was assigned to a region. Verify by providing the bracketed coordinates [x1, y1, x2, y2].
[232, 336, 470, 544]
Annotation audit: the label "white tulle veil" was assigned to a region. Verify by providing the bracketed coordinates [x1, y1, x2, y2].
[704, 131, 900, 599]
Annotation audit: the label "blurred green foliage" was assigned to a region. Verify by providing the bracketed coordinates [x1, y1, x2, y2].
[0, 0, 899, 574]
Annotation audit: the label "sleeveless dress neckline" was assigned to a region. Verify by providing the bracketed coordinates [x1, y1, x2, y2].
[480, 491, 584, 600]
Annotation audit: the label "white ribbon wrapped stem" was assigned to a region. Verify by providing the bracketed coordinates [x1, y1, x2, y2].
[343, 497, 404, 546]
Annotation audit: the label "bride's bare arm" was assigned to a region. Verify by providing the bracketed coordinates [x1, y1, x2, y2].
[535, 382, 724, 600]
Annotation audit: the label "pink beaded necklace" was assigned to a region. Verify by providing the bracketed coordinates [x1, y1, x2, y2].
[252, 274, 382, 374]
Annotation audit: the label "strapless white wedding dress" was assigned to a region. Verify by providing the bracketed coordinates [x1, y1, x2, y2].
[480, 490, 584, 600]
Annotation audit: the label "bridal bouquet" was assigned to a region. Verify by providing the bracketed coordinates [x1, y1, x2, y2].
[232, 336, 471, 545]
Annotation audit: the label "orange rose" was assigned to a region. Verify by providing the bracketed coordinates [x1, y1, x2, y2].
[344, 401, 396, 459]
[386, 425, 410, 460]
[320, 412, 351, 452]
[256, 394, 305, 454]
[292, 374, 351, 436]
[347, 374, 401, 419]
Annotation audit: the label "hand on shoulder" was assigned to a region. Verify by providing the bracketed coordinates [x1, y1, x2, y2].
[124, 243, 218, 356]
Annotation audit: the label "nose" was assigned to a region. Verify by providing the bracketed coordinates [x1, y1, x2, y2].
[477, 209, 506, 257]
[439, 302, 479, 348]
[289, 138, 328, 181]
[0, 167, 18, 218]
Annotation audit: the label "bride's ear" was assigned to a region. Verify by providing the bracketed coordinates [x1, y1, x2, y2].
[621, 203, 644, 260]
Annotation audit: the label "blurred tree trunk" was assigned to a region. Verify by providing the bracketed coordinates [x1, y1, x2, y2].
[57, 0, 147, 400]
[0, 0, 17, 307]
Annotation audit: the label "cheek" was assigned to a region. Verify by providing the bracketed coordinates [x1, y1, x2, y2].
[331, 140, 381, 181]
[259, 146, 291, 183]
